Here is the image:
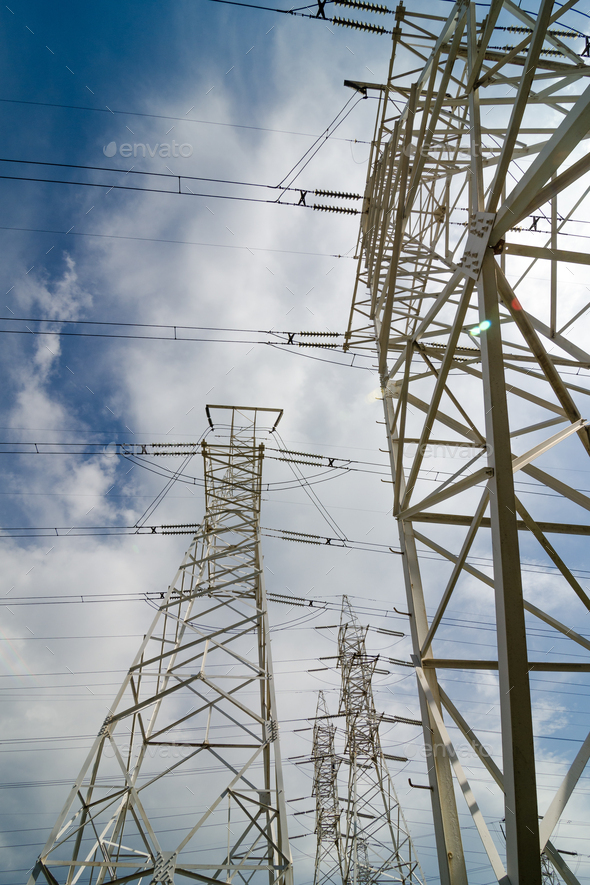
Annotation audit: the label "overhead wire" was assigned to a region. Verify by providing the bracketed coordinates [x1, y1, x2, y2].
[274, 431, 349, 540]
[0, 320, 374, 372]
[0, 315, 347, 342]
[0, 171, 311, 207]
[0, 622, 586, 747]
[0, 97, 371, 144]
[0, 223, 356, 258]
[0, 156, 361, 203]
[5, 435, 590, 505]
[277, 94, 364, 190]
[201, 0, 394, 32]
[0, 315, 377, 372]
[134, 424, 211, 528]
[198, 0, 590, 39]
[0, 155, 365, 215]
[3, 512, 590, 580]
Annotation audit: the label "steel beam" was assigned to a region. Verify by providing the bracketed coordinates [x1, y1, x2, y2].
[345, 3, 590, 879]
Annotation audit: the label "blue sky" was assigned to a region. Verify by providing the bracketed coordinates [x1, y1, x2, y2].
[2, 1, 590, 883]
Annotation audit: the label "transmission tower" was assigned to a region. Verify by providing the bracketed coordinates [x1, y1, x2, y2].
[337, 598, 424, 885]
[27, 405, 293, 885]
[312, 692, 343, 885]
[345, 2, 590, 884]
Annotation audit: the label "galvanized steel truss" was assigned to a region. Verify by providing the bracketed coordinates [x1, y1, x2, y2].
[345, 2, 590, 884]
[27, 406, 293, 885]
[337, 599, 424, 885]
[312, 692, 343, 885]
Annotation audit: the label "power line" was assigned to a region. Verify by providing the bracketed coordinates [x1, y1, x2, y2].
[5, 436, 590, 499]
[0, 224, 355, 258]
[0, 318, 374, 370]
[201, 0, 393, 32]
[0, 438, 386, 481]
[277, 95, 362, 189]
[0, 521, 394, 551]
[274, 431, 349, 539]
[0, 97, 371, 144]
[0, 325, 297, 344]
[0, 156, 361, 201]
[0, 171, 311, 206]
[5, 433, 590, 509]
[2, 519, 590, 580]
[0, 315, 345, 339]
[0, 164, 361, 215]
[135, 427, 211, 529]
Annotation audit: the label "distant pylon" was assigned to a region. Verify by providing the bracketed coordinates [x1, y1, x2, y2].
[312, 691, 343, 885]
[338, 597, 424, 885]
[27, 405, 293, 885]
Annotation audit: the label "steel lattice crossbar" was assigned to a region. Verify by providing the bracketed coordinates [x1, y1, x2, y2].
[345, 2, 590, 884]
[27, 406, 293, 885]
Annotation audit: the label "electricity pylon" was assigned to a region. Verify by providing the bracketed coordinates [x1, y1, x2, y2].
[337, 598, 424, 885]
[27, 405, 293, 885]
[345, 2, 590, 884]
[312, 692, 343, 885]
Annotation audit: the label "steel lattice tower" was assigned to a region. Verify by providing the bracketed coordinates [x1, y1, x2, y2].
[337, 598, 424, 885]
[312, 692, 343, 885]
[27, 405, 293, 885]
[345, 2, 590, 883]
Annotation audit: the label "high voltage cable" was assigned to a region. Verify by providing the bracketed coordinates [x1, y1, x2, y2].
[0, 224, 355, 258]
[0, 315, 348, 339]
[201, 0, 589, 35]
[2, 521, 590, 579]
[0, 317, 374, 371]
[3, 592, 585, 654]
[274, 430, 348, 540]
[0, 522, 387, 551]
[449, 219, 590, 243]
[105, 451, 348, 490]
[5, 217, 588, 250]
[277, 95, 361, 189]
[0, 98, 371, 144]
[4, 437, 588, 502]
[0, 331, 373, 368]
[0, 172, 310, 207]
[0, 156, 361, 201]
[0, 170, 361, 214]
[0, 326, 301, 344]
[0, 318, 375, 370]
[135, 427, 211, 530]
[201, 0, 394, 32]
[0, 438, 387, 478]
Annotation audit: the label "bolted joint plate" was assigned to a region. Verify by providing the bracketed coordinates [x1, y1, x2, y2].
[98, 714, 113, 736]
[456, 212, 496, 280]
[151, 851, 176, 885]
